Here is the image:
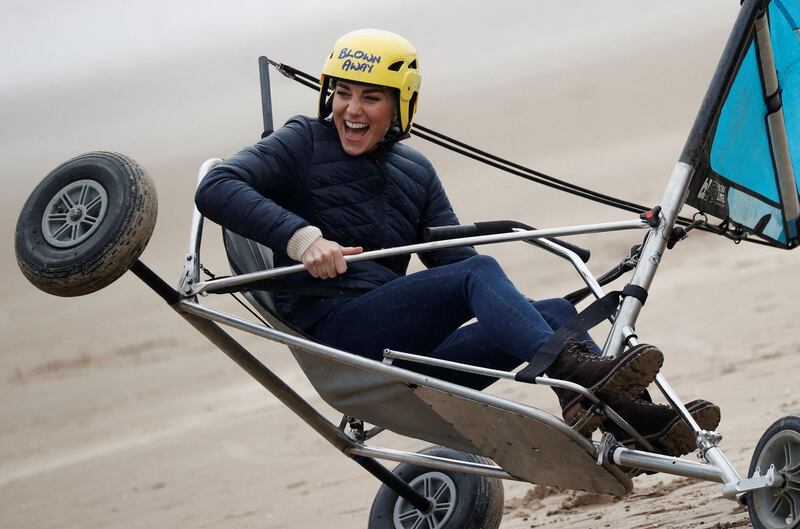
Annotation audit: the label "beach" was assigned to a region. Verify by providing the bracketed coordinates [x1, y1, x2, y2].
[2, 2, 797, 527]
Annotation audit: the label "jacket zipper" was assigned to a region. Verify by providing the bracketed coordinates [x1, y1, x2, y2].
[375, 158, 388, 249]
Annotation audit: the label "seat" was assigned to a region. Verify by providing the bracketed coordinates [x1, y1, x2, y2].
[222, 228, 633, 496]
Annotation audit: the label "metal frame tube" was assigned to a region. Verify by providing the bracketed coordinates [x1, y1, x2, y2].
[382, 348, 601, 404]
[525, 236, 606, 300]
[129, 261, 744, 489]
[258, 56, 275, 137]
[183, 158, 223, 290]
[175, 301, 602, 451]
[703, 446, 745, 486]
[189, 219, 647, 296]
[349, 446, 517, 481]
[605, 162, 696, 356]
[178, 298, 737, 485]
[131, 260, 181, 306]
[599, 0, 763, 490]
[383, 349, 519, 381]
[621, 332, 705, 436]
[174, 301, 435, 512]
[383, 348, 655, 449]
[187, 161, 217, 268]
[618, 328, 742, 486]
[354, 456, 433, 513]
[612, 447, 724, 483]
[177, 308, 354, 452]
[680, 0, 765, 166]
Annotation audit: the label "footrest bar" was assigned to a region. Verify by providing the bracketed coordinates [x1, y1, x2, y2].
[612, 446, 724, 483]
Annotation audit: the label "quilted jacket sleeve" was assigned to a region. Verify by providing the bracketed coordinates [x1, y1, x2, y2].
[418, 162, 478, 268]
[195, 117, 313, 252]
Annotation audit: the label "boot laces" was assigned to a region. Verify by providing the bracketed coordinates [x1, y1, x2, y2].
[564, 339, 601, 362]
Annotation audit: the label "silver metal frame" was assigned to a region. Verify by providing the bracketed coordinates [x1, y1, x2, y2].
[185, 218, 648, 297]
[167, 156, 784, 503]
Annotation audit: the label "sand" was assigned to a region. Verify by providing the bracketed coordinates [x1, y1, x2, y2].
[2, 1, 798, 528]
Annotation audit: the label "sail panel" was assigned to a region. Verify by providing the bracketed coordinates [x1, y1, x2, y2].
[709, 43, 777, 203]
[686, 0, 799, 248]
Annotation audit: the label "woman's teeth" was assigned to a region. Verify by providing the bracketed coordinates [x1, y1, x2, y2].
[346, 121, 368, 129]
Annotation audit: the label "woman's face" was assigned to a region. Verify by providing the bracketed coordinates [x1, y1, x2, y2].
[331, 81, 396, 156]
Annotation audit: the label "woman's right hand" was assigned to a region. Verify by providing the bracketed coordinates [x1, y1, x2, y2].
[301, 237, 363, 279]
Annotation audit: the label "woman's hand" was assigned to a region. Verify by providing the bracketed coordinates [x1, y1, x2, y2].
[301, 237, 363, 279]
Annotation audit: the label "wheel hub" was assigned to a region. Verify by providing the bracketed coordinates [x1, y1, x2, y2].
[752, 430, 800, 529]
[41, 179, 108, 248]
[393, 472, 457, 529]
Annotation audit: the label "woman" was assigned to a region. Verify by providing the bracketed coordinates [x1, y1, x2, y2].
[196, 29, 719, 456]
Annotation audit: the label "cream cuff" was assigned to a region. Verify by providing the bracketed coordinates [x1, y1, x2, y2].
[286, 226, 323, 261]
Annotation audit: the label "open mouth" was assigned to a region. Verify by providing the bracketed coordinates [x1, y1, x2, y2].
[344, 120, 369, 140]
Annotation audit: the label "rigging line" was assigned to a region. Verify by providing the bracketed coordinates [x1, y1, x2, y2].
[412, 128, 707, 230]
[268, 59, 320, 84]
[201, 265, 272, 327]
[412, 129, 647, 214]
[412, 124, 648, 212]
[274, 61, 649, 213]
[269, 61, 768, 244]
[413, 123, 720, 231]
[414, 128, 735, 236]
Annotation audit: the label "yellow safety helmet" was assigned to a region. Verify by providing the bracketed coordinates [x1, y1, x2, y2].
[319, 29, 421, 134]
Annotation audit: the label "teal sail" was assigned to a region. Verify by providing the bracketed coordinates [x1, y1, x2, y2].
[687, 0, 800, 248]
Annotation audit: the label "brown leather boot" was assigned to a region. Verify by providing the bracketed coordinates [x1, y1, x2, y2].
[548, 340, 664, 435]
[603, 398, 721, 456]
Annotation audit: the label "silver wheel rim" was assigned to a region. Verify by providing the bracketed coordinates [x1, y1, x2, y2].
[41, 179, 108, 248]
[753, 429, 800, 529]
[392, 471, 457, 529]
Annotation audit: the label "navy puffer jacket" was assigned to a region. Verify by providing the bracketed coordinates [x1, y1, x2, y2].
[196, 116, 476, 330]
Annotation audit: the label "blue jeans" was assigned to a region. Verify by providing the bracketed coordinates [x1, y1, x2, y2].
[309, 255, 598, 390]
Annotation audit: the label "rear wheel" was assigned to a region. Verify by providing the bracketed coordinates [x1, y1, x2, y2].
[747, 413, 800, 529]
[15, 152, 157, 296]
[368, 446, 504, 529]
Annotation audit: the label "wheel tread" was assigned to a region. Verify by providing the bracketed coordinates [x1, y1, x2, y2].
[15, 151, 157, 296]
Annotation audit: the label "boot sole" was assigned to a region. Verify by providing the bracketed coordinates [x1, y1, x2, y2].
[592, 345, 664, 401]
[563, 345, 664, 436]
[654, 402, 721, 457]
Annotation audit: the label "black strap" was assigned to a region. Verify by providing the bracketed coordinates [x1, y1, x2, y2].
[514, 284, 648, 383]
[621, 283, 648, 305]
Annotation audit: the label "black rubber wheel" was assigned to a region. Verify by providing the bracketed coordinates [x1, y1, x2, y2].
[747, 413, 800, 529]
[368, 447, 504, 529]
[15, 152, 157, 297]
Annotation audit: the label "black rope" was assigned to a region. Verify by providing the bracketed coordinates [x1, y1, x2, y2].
[413, 124, 647, 213]
[411, 128, 646, 215]
[269, 60, 772, 247]
[272, 60, 648, 214]
[200, 264, 272, 328]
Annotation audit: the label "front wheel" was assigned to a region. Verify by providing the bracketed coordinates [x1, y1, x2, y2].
[368, 446, 504, 529]
[15, 152, 157, 297]
[747, 413, 800, 529]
